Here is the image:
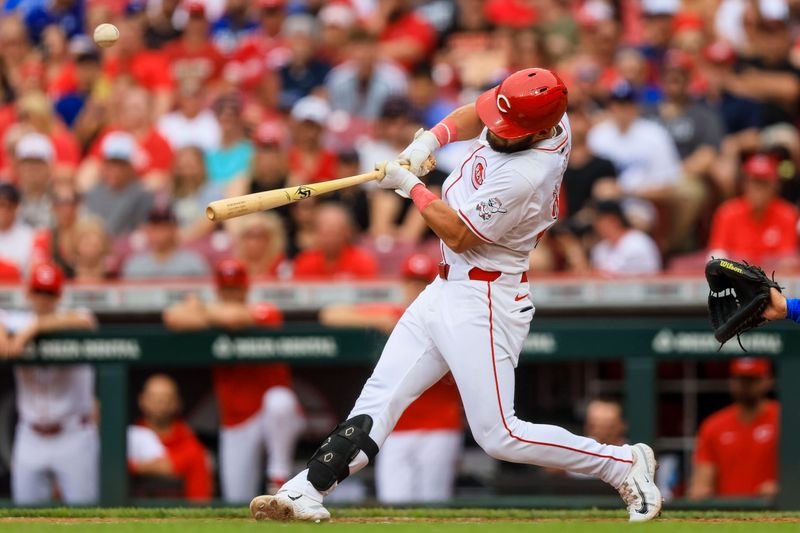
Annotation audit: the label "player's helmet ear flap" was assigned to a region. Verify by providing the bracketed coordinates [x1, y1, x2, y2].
[476, 68, 569, 140]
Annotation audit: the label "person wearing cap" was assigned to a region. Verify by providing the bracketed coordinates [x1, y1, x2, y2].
[122, 203, 210, 279]
[369, 0, 437, 71]
[157, 79, 222, 152]
[639, 0, 679, 65]
[278, 15, 331, 110]
[163, 258, 304, 502]
[590, 199, 662, 275]
[163, 2, 226, 90]
[254, 68, 662, 523]
[708, 152, 798, 266]
[325, 28, 408, 121]
[287, 95, 338, 185]
[689, 358, 779, 499]
[205, 93, 254, 185]
[143, 0, 182, 49]
[54, 37, 107, 130]
[0, 182, 36, 271]
[318, 3, 357, 65]
[210, 0, 259, 56]
[83, 131, 155, 237]
[13, 132, 56, 229]
[588, 81, 682, 198]
[319, 253, 463, 504]
[0, 262, 98, 504]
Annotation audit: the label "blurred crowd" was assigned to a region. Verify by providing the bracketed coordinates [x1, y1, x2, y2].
[2, 0, 800, 283]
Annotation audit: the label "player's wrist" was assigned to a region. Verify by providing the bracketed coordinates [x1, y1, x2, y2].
[785, 297, 799, 322]
[429, 118, 458, 147]
[410, 183, 438, 212]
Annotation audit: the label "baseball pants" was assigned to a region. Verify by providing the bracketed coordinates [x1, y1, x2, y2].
[220, 386, 305, 502]
[375, 429, 462, 503]
[284, 275, 633, 499]
[12, 420, 99, 504]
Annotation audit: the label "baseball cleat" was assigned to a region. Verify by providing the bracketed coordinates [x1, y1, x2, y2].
[618, 443, 663, 522]
[250, 490, 331, 523]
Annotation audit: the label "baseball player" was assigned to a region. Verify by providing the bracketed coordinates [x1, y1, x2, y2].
[320, 253, 463, 503]
[0, 262, 98, 504]
[163, 258, 305, 502]
[251, 68, 662, 522]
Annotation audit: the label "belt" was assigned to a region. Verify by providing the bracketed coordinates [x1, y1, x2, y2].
[438, 263, 528, 283]
[30, 415, 91, 436]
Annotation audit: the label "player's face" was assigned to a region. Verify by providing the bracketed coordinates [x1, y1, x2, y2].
[486, 130, 536, 153]
[28, 291, 59, 315]
[730, 376, 771, 408]
[218, 286, 248, 304]
[743, 178, 776, 210]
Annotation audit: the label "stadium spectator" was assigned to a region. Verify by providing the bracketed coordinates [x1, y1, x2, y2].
[369, 0, 437, 70]
[235, 213, 288, 280]
[163, 258, 304, 502]
[34, 188, 81, 277]
[319, 253, 464, 503]
[157, 79, 222, 152]
[0, 262, 98, 504]
[14, 132, 56, 229]
[122, 203, 209, 279]
[707, 153, 798, 267]
[588, 81, 682, 200]
[79, 87, 174, 191]
[53, 39, 106, 130]
[689, 358, 779, 499]
[241, 122, 287, 196]
[205, 93, 253, 185]
[286, 95, 336, 185]
[67, 215, 112, 282]
[292, 203, 379, 279]
[317, 3, 357, 66]
[134, 374, 212, 501]
[590, 200, 662, 275]
[210, 0, 258, 56]
[278, 15, 330, 110]
[143, 0, 182, 49]
[171, 146, 222, 240]
[163, 2, 225, 91]
[326, 28, 407, 121]
[20, 0, 85, 45]
[83, 131, 154, 237]
[0, 182, 35, 271]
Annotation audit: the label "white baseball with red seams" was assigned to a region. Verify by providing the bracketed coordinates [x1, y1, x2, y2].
[280, 113, 635, 503]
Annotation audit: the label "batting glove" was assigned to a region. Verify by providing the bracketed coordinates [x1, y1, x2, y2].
[398, 128, 439, 176]
[377, 161, 423, 198]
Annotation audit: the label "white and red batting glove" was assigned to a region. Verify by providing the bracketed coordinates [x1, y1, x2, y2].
[376, 161, 423, 198]
[398, 128, 440, 176]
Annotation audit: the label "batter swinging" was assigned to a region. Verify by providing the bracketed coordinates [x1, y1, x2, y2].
[251, 68, 663, 522]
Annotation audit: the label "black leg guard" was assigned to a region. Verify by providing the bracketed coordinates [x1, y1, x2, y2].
[307, 414, 379, 492]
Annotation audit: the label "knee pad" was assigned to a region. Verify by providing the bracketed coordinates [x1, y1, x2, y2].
[307, 414, 379, 492]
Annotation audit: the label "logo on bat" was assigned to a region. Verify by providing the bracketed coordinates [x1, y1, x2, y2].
[293, 186, 314, 199]
[476, 197, 507, 221]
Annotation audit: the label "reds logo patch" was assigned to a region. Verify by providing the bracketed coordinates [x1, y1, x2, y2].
[471, 156, 487, 189]
[476, 197, 507, 221]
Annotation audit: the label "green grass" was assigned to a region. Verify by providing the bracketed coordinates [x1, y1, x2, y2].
[1, 508, 799, 533]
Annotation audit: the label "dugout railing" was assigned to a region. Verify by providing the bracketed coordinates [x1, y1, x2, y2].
[1, 318, 798, 510]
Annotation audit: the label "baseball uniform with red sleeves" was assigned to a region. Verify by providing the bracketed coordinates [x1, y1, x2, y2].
[215, 302, 304, 503]
[1, 309, 98, 505]
[282, 114, 636, 503]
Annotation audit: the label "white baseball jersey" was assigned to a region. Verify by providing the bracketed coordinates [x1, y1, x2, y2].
[440, 119, 572, 273]
[0, 309, 95, 426]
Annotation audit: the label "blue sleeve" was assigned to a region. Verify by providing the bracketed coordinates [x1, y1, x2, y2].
[786, 298, 800, 323]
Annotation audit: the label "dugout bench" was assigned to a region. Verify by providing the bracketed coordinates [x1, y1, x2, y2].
[2, 318, 799, 510]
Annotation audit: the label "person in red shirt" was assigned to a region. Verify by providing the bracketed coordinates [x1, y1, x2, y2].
[369, 0, 437, 70]
[163, 3, 226, 90]
[708, 153, 798, 268]
[135, 374, 212, 501]
[163, 258, 304, 502]
[0, 258, 21, 282]
[689, 358, 779, 499]
[292, 203, 378, 279]
[287, 96, 338, 185]
[320, 253, 463, 502]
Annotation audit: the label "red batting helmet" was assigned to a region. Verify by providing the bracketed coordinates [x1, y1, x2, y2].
[215, 258, 249, 289]
[29, 262, 64, 296]
[476, 68, 569, 140]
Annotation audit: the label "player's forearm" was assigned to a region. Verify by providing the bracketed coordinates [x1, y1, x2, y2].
[131, 457, 175, 477]
[437, 104, 484, 143]
[417, 197, 480, 253]
[320, 306, 389, 330]
[205, 303, 254, 330]
[162, 306, 211, 331]
[35, 311, 97, 333]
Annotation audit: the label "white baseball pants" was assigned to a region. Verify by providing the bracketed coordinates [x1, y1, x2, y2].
[12, 421, 99, 504]
[283, 275, 633, 499]
[220, 386, 305, 503]
[375, 429, 462, 503]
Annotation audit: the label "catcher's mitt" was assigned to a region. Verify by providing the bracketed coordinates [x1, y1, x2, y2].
[705, 258, 781, 348]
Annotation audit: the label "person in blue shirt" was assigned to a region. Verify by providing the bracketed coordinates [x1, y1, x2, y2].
[764, 287, 798, 322]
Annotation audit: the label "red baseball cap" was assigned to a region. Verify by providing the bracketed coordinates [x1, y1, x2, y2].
[29, 262, 64, 296]
[730, 357, 771, 378]
[662, 49, 694, 72]
[743, 153, 779, 182]
[186, 1, 206, 17]
[704, 41, 736, 65]
[215, 258, 249, 289]
[401, 253, 437, 282]
[258, 0, 285, 8]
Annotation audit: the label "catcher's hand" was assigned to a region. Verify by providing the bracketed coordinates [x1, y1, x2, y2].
[705, 258, 782, 347]
[763, 287, 787, 321]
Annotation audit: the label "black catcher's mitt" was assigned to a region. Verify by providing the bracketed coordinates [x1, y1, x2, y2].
[705, 258, 781, 348]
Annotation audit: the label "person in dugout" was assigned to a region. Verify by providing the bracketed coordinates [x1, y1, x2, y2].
[163, 258, 305, 502]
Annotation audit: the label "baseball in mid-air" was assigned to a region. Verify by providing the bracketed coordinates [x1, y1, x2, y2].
[93, 23, 119, 48]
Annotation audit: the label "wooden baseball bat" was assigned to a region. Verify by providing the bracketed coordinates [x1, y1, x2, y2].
[206, 158, 435, 221]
